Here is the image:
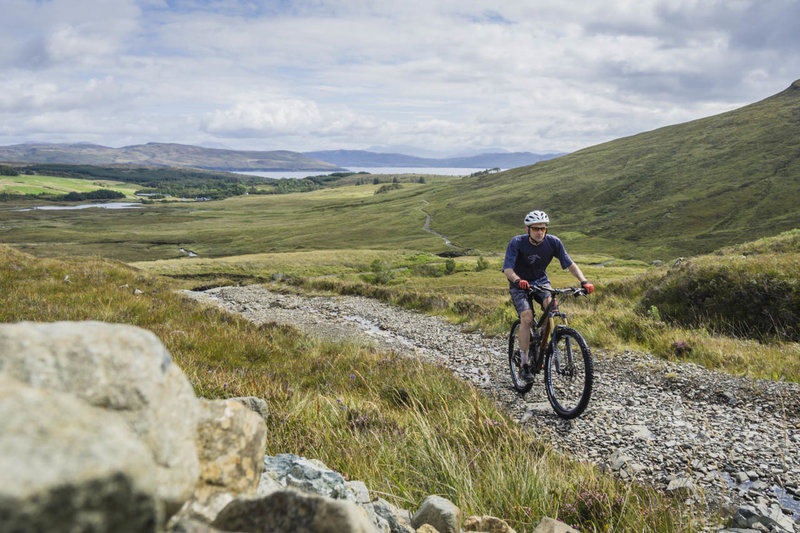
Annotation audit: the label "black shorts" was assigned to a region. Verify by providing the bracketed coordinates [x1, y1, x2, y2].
[509, 283, 553, 316]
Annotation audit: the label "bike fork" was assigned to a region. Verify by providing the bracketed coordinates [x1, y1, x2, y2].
[550, 326, 575, 376]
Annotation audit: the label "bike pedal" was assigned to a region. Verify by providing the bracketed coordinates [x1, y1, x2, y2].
[521, 364, 534, 382]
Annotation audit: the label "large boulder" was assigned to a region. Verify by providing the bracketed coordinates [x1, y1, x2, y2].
[259, 454, 352, 500]
[0, 321, 200, 512]
[212, 490, 377, 533]
[229, 396, 270, 423]
[532, 517, 580, 533]
[0, 375, 162, 532]
[463, 515, 517, 533]
[175, 399, 268, 523]
[373, 498, 415, 533]
[260, 454, 407, 532]
[411, 495, 462, 533]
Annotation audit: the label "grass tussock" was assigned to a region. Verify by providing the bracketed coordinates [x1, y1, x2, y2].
[575, 280, 800, 382]
[640, 254, 800, 342]
[0, 243, 702, 532]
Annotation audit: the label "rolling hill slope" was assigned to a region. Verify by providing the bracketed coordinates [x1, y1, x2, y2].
[423, 80, 800, 261]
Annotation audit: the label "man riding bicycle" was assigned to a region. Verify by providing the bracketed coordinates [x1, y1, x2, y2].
[502, 210, 594, 382]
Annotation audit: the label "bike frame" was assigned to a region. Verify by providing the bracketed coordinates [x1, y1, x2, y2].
[528, 286, 580, 370]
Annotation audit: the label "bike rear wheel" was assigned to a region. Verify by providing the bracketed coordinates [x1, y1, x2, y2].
[508, 320, 534, 393]
[544, 326, 593, 419]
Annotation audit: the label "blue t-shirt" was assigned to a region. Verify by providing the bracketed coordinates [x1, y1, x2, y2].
[502, 233, 573, 286]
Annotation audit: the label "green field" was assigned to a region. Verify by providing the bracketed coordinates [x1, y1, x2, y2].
[0, 174, 140, 197]
[0, 181, 456, 261]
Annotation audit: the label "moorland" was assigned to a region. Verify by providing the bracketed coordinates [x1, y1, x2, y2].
[2, 80, 800, 532]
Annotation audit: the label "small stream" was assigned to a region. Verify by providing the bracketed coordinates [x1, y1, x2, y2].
[341, 314, 418, 349]
[12, 202, 143, 211]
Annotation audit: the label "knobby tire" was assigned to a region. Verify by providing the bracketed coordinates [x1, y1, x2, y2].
[544, 326, 593, 419]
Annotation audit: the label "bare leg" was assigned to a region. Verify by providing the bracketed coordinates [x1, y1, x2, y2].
[534, 297, 553, 359]
[519, 309, 534, 366]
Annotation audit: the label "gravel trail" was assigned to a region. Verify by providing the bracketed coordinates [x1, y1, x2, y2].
[183, 285, 800, 531]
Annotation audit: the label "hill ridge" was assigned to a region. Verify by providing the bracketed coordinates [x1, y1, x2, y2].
[0, 142, 342, 172]
[302, 149, 562, 169]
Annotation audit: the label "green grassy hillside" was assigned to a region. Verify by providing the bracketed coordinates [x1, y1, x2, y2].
[421, 80, 800, 261]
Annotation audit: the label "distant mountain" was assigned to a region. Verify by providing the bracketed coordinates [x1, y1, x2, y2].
[302, 150, 562, 169]
[364, 144, 447, 158]
[0, 142, 342, 171]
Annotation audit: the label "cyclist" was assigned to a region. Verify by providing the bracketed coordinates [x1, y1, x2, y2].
[502, 210, 594, 381]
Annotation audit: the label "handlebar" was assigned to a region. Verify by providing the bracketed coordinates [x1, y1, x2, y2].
[526, 285, 589, 298]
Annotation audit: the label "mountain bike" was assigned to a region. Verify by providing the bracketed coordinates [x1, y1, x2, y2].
[508, 285, 593, 419]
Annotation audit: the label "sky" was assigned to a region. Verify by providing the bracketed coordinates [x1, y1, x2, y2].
[1, 0, 799, 157]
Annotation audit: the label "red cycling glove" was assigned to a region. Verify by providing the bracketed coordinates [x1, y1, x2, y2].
[515, 279, 530, 290]
[581, 280, 594, 294]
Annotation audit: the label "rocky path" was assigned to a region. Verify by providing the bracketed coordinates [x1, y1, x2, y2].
[183, 285, 800, 531]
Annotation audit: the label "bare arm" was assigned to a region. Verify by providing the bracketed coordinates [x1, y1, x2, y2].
[503, 267, 521, 284]
[567, 262, 587, 284]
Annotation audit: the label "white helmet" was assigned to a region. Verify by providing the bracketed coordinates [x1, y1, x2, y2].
[524, 210, 549, 226]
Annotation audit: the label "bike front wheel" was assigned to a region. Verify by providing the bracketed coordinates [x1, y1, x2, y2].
[508, 320, 534, 393]
[544, 326, 593, 419]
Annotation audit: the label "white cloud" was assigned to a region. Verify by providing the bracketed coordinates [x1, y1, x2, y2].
[204, 99, 325, 136]
[0, 75, 135, 113]
[0, 0, 798, 153]
[2, 0, 141, 70]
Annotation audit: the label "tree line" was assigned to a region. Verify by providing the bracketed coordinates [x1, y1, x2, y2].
[1, 163, 425, 201]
